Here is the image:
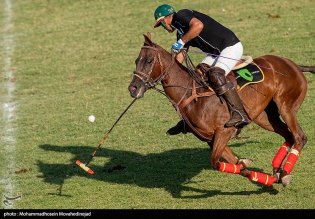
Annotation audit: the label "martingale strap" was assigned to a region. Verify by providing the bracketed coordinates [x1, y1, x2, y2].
[172, 80, 215, 141]
[178, 80, 214, 109]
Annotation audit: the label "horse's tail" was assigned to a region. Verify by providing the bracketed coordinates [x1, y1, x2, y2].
[299, 65, 315, 73]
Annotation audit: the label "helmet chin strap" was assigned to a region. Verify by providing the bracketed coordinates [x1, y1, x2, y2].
[161, 21, 167, 29]
[161, 21, 175, 33]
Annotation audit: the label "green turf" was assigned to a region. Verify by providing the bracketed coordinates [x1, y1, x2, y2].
[0, 0, 314, 209]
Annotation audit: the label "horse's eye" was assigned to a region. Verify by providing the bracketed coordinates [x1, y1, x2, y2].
[147, 58, 153, 64]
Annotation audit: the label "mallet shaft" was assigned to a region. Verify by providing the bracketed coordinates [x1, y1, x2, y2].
[76, 98, 137, 173]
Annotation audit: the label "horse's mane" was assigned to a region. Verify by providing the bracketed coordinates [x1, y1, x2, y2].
[143, 33, 189, 72]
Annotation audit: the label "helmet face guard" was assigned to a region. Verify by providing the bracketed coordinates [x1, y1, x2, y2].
[153, 4, 175, 28]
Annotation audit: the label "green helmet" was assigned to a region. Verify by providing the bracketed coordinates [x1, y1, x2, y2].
[153, 4, 175, 28]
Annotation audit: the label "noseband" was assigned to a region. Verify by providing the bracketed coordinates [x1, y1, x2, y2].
[133, 46, 175, 89]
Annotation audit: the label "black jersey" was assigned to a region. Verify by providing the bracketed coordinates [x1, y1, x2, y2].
[172, 9, 240, 55]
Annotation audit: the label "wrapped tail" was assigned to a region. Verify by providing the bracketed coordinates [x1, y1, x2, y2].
[299, 65, 315, 73]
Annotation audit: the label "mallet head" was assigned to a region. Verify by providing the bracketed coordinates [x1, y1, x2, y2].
[75, 160, 94, 175]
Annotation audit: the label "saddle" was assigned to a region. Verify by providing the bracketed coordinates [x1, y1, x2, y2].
[178, 56, 264, 109]
[195, 56, 264, 91]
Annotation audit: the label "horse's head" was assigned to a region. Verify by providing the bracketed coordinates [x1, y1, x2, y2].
[128, 33, 165, 98]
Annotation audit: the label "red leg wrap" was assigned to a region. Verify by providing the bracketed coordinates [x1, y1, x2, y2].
[272, 142, 292, 168]
[248, 171, 276, 186]
[283, 149, 300, 174]
[218, 162, 241, 174]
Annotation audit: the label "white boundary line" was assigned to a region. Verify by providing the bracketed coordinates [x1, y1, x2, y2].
[1, 0, 17, 209]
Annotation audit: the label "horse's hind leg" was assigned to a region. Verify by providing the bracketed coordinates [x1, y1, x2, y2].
[254, 101, 294, 178]
[273, 78, 308, 186]
[277, 110, 307, 186]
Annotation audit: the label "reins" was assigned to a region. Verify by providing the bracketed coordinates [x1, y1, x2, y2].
[182, 50, 207, 87]
[132, 45, 214, 141]
[188, 49, 288, 77]
[133, 45, 214, 105]
[133, 46, 176, 89]
[133, 46, 207, 91]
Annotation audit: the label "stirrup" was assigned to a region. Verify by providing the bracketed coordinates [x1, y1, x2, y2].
[234, 119, 249, 128]
[225, 110, 249, 128]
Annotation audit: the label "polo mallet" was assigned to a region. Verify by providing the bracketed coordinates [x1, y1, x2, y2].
[76, 98, 137, 174]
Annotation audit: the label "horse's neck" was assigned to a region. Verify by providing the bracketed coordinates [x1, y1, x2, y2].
[160, 52, 193, 103]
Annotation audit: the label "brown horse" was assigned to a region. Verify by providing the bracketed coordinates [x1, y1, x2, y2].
[128, 33, 310, 187]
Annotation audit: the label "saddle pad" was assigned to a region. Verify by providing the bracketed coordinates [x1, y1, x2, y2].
[233, 55, 253, 70]
[233, 63, 264, 91]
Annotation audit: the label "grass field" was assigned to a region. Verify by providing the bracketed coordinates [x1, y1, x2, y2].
[1, 0, 314, 209]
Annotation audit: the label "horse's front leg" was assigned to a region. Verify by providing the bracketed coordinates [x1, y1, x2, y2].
[211, 128, 251, 177]
[210, 127, 237, 170]
[211, 127, 277, 187]
[208, 142, 252, 169]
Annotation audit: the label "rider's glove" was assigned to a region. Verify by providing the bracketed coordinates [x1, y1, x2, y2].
[172, 39, 185, 53]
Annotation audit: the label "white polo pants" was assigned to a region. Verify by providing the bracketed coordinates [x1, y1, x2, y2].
[201, 42, 243, 76]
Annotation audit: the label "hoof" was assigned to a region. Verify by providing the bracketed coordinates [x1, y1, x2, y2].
[281, 175, 292, 187]
[273, 168, 283, 183]
[274, 172, 281, 183]
[231, 128, 242, 139]
[238, 158, 252, 168]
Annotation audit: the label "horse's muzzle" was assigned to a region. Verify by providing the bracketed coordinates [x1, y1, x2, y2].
[128, 81, 147, 99]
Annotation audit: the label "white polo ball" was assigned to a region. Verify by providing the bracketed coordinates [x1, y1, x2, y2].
[88, 115, 96, 123]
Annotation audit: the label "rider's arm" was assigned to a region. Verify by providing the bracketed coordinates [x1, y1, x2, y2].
[181, 17, 204, 44]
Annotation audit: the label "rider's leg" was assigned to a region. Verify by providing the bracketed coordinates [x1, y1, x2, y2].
[207, 67, 250, 127]
[202, 42, 249, 127]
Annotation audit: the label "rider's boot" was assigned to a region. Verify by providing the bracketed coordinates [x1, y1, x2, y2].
[166, 120, 187, 135]
[207, 67, 250, 128]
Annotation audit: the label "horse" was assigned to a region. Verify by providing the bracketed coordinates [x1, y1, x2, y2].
[128, 33, 311, 187]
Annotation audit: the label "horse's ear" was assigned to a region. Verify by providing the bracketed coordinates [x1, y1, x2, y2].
[146, 32, 152, 40]
[143, 32, 153, 46]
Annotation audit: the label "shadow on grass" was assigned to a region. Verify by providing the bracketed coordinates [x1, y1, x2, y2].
[38, 144, 278, 199]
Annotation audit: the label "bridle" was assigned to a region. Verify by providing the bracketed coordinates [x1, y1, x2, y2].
[133, 46, 175, 89]
[131, 45, 213, 140]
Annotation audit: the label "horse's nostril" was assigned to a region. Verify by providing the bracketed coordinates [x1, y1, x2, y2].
[129, 86, 137, 93]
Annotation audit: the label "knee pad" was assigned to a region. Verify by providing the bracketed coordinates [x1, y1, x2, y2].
[208, 67, 234, 95]
[196, 63, 212, 75]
